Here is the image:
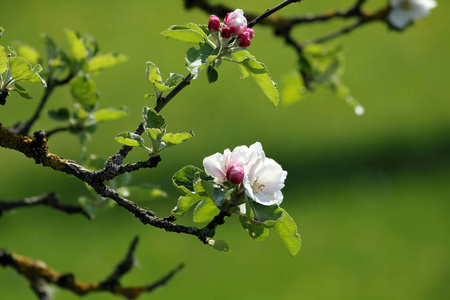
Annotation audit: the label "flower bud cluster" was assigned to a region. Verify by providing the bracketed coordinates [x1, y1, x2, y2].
[207, 9, 255, 48]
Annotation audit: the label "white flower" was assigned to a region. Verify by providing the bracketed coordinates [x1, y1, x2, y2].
[242, 144, 287, 206]
[203, 142, 287, 207]
[388, 0, 437, 29]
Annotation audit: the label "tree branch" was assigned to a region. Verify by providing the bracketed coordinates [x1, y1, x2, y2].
[0, 237, 184, 299]
[247, 0, 302, 28]
[0, 192, 90, 219]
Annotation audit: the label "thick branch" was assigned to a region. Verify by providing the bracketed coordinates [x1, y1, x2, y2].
[0, 192, 90, 219]
[0, 238, 184, 299]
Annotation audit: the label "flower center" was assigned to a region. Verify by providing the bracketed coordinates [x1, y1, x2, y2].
[252, 177, 265, 193]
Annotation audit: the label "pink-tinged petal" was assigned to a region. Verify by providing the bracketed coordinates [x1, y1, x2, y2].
[203, 153, 226, 180]
[208, 15, 221, 32]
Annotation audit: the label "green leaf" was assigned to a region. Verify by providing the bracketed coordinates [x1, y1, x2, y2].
[207, 65, 218, 83]
[239, 215, 270, 241]
[185, 42, 215, 79]
[65, 29, 87, 61]
[172, 193, 204, 215]
[193, 198, 220, 223]
[207, 239, 229, 252]
[161, 25, 206, 43]
[281, 70, 307, 106]
[0, 27, 4, 38]
[187, 23, 209, 40]
[231, 50, 279, 107]
[94, 106, 128, 122]
[115, 131, 145, 147]
[8, 57, 46, 86]
[12, 83, 32, 99]
[247, 199, 284, 227]
[41, 33, 59, 61]
[274, 208, 301, 256]
[0, 45, 7, 74]
[172, 165, 210, 194]
[146, 61, 163, 84]
[163, 132, 194, 148]
[88, 53, 127, 73]
[70, 73, 99, 111]
[47, 108, 70, 121]
[164, 73, 184, 88]
[13, 43, 40, 65]
[142, 106, 166, 130]
[200, 180, 231, 207]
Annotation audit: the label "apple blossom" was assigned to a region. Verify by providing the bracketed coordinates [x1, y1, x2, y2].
[224, 9, 248, 35]
[237, 28, 255, 47]
[208, 15, 221, 32]
[203, 142, 287, 206]
[221, 26, 231, 39]
[388, 0, 437, 29]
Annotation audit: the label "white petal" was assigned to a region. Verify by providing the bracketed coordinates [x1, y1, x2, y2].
[203, 153, 226, 180]
[252, 191, 283, 206]
[239, 203, 246, 214]
[255, 164, 285, 193]
[388, 9, 412, 29]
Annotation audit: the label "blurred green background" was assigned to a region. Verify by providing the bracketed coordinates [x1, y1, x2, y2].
[1, 0, 449, 299]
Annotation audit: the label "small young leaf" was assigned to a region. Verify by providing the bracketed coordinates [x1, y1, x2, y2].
[13, 43, 40, 65]
[47, 108, 70, 121]
[115, 131, 145, 147]
[12, 83, 32, 99]
[163, 132, 194, 148]
[281, 70, 307, 106]
[172, 193, 204, 215]
[146, 61, 163, 84]
[161, 25, 206, 43]
[274, 208, 301, 256]
[172, 165, 210, 194]
[94, 106, 128, 122]
[207, 65, 218, 84]
[142, 106, 166, 130]
[208, 239, 229, 252]
[65, 29, 87, 61]
[88, 53, 128, 73]
[193, 198, 220, 223]
[164, 73, 184, 88]
[0, 27, 4, 38]
[185, 43, 215, 79]
[8, 57, 46, 86]
[0, 45, 7, 73]
[70, 73, 99, 110]
[41, 33, 59, 61]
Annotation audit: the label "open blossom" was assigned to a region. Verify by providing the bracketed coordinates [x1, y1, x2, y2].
[203, 142, 287, 206]
[388, 0, 437, 29]
[224, 9, 248, 35]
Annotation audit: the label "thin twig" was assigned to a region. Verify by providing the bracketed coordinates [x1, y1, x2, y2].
[247, 0, 302, 28]
[0, 192, 91, 219]
[0, 238, 184, 299]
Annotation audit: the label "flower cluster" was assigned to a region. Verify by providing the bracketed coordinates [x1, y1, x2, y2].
[203, 142, 287, 207]
[388, 0, 437, 29]
[208, 9, 255, 48]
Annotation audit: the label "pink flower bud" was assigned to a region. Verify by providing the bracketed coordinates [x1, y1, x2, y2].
[226, 165, 244, 184]
[208, 15, 221, 32]
[224, 9, 247, 36]
[237, 28, 255, 47]
[221, 26, 231, 38]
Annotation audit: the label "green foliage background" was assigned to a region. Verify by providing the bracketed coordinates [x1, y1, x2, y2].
[1, 0, 449, 299]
